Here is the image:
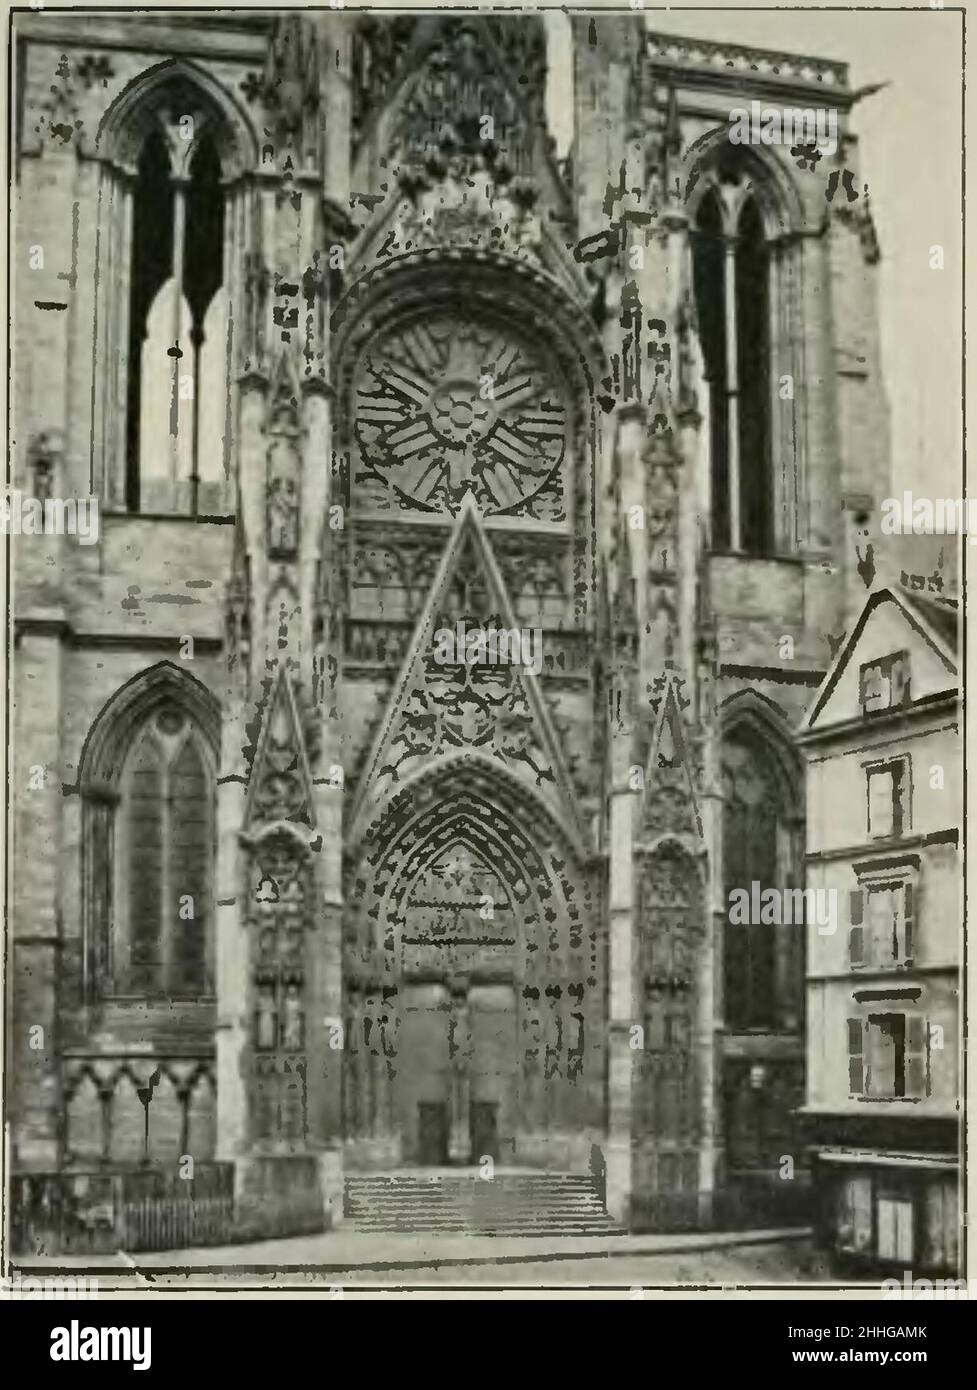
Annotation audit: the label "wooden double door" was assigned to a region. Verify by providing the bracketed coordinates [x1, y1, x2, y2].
[416, 1099, 500, 1166]
[401, 978, 514, 1166]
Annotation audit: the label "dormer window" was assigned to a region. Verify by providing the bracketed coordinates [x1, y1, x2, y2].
[860, 651, 911, 714]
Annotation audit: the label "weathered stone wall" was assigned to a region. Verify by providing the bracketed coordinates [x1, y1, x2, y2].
[9, 13, 890, 1238]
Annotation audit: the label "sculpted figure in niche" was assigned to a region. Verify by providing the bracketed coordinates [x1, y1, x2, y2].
[267, 473, 299, 557]
[281, 980, 305, 1051]
[255, 981, 278, 1051]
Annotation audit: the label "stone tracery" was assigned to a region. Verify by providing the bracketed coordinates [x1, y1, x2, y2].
[10, 10, 891, 1248]
[353, 313, 569, 520]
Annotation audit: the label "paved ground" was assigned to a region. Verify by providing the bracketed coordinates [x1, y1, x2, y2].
[327, 1240, 834, 1290]
[15, 1227, 839, 1289]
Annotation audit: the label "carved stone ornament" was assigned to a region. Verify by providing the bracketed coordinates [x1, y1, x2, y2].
[354, 314, 567, 521]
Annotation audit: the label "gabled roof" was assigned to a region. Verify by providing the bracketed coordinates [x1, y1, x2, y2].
[244, 665, 316, 829]
[899, 587, 959, 655]
[801, 585, 958, 733]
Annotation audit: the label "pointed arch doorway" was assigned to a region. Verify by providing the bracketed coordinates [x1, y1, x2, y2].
[396, 840, 518, 1166]
[343, 763, 603, 1172]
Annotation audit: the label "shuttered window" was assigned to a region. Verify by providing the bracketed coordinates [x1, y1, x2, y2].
[866, 757, 911, 839]
[850, 880, 916, 968]
[905, 1013, 929, 1099]
[849, 1012, 931, 1101]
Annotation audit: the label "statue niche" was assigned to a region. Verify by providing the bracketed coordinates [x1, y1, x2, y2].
[248, 834, 312, 1147]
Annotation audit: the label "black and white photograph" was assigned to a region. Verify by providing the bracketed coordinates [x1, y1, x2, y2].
[1, 0, 968, 1313]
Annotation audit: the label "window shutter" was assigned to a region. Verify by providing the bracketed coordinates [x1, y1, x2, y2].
[847, 1017, 864, 1095]
[877, 1196, 914, 1263]
[894, 758, 911, 836]
[920, 1182, 955, 1269]
[903, 883, 915, 962]
[886, 887, 901, 964]
[905, 1013, 928, 1098]
[895, 1200, 915, 1263]
[876, 1197, 897, 1260]
[852, 1176, 873, 1252]
[850, 889, 865, 966]
[839, 1174, 873, 1252]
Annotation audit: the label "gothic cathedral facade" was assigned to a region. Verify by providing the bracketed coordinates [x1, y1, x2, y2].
[10, 11, 889, 1235]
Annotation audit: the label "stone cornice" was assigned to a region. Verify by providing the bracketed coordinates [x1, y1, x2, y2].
[14, 14, 270, 63]
[798, 692, 959, 748]
[645, 31, 849, 96]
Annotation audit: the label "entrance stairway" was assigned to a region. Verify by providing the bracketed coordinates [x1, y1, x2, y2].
[344, 1171, 623, 1235]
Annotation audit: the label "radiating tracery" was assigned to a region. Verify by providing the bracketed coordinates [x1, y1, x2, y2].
[354, 314, 568, 519]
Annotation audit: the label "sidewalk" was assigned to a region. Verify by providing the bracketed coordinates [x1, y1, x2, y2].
[15, 1225, 812, 1280]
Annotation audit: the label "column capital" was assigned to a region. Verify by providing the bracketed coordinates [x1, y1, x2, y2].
[300, 373, 334, 401]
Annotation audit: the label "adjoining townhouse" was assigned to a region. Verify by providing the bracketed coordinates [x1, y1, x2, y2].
[799, 585, 961, 1276]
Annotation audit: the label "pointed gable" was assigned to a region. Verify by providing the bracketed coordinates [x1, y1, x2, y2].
[804, 587, 958, 733]
[344, 14, 581, 292]
[349, 497, 585, 851]
[245, 667, 316, 828]
[640, 675, 702, 842]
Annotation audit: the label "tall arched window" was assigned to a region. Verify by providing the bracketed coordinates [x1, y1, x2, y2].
[127, 131, 228, 514]
[119, 708, 214, 995]
[93, 64, 255, 515]
[692, 188, 730, 548]
[722, 717, 803, 1031]
[81, 667, 219, 1001]
[736, 197, 772, 554]
[692, 159, 782, 556]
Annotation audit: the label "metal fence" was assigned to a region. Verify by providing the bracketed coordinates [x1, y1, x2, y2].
[12, 1165, 236, 1256]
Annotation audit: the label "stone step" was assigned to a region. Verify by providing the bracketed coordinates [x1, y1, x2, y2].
[346, 1197, 608, 1207]
[346, 1208, 611, 1220]
[346, 1178, 599, 1187]
[344, 1172, 621, 1235]
[349, 1225, 622, 1235]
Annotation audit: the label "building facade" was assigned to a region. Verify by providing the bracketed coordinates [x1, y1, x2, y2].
[9, 10, 890, 1245]
[800, 586, 961, 1276]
